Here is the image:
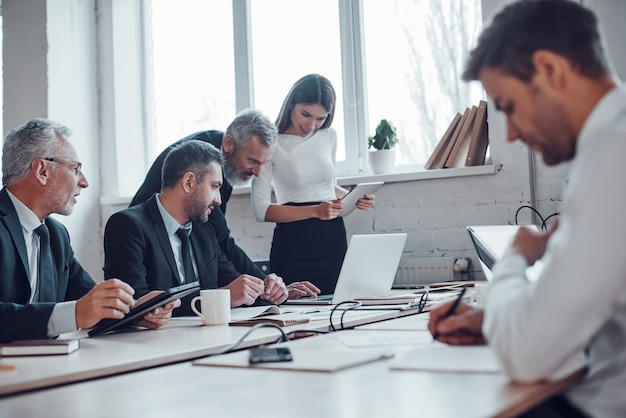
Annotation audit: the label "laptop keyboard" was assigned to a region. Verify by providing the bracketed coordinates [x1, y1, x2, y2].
[308, 294, 333, 301]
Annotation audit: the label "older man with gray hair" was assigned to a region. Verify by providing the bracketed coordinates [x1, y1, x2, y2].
[0, 118, 177, 342]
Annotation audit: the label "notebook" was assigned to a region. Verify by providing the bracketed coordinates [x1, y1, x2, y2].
[283, 233, 408, 305]
[0, 339, 80, 356]
[466, 225, 543, 282]
[389, 344, 501, 373]
[230, 305, 310, 326]
[194, 345, 394, 373]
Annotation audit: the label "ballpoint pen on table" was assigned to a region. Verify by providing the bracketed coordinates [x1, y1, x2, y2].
[432, 286, 467, 341]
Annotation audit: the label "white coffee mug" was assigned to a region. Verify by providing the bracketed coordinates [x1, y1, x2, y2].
[191, 289, 231, 325]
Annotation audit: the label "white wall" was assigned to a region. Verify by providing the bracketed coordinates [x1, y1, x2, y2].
[225, 0, 625, 279]
[4, 0, 625, 281]
[3, 0, 102, 279]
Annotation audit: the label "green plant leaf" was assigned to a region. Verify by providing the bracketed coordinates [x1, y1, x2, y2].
[368, 119, 398, 150]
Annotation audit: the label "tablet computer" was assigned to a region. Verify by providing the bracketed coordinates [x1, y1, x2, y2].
[88, 281, 200, 337]
[340, 181, 383, 216]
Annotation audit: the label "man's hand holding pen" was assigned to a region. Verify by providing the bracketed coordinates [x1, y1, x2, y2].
[428, 298, 486, 346]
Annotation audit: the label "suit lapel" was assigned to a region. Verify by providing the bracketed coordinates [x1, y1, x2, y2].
[146, 196, 182, 284]
[0, 188, 32, 283]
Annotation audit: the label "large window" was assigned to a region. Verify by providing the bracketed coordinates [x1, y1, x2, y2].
[150, 1, 235, 153]
[363, 0, 484, 165]
[250, 0, 346, 161]
[148, 0, 482, 175]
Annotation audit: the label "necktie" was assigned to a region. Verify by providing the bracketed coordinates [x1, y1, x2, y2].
[175, 228, 196, 283]
[34, 224, 56, 302]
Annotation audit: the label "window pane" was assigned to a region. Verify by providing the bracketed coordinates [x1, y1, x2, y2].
[250, 0, 346, 161]
[363, 0, 483, 165]
[150, 0, 235, 156]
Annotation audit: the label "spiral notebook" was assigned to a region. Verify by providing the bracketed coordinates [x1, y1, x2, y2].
[230, 306, 310, 326]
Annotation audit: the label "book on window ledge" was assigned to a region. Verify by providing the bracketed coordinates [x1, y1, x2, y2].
[0, 339, 80, 356]
[230, 305, 310, 327]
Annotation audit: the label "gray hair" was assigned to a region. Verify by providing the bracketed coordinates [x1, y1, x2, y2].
[225, 108, 277, 150]
[2, 118, 73, 185]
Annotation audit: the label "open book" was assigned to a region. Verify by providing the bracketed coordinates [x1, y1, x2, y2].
[230, 306, 310, 327]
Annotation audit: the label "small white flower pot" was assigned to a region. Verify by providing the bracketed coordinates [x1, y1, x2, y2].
[368, 149, 396, 174]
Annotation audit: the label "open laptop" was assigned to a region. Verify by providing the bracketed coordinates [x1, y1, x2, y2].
[466, 225, 543, 282]
[283, 233, 408, 305]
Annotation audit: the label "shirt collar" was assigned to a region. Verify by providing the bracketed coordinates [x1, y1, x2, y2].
[155, 193, 193, 235]
[6, 189, 44, 233]
[577, 84, 626, 152]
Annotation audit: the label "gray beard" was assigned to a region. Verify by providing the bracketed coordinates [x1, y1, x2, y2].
[223, 159, 251, 187]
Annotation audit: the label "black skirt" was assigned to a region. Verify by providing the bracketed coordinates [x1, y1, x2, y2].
[269, 202, 347, 295]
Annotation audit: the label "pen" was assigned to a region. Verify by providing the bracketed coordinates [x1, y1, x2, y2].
[432, 286, 467, 341]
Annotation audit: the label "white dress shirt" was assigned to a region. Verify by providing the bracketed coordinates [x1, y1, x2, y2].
[155, 194, 198, 282]
[483, 85, 626, 418]
[251, 128, 338, 222]
[6, 190, 77, 336]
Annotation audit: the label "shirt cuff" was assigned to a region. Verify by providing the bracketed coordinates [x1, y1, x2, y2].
[491, 253, 528, 281]
[48, 301, 79, 337]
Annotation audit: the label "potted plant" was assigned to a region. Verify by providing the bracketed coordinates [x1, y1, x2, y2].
[367, 119, 398, 174]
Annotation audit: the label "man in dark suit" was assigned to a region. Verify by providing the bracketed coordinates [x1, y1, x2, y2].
[105, 140, 289, 316]
[130, 108, 319, 299]
[0, 118, 178, 342]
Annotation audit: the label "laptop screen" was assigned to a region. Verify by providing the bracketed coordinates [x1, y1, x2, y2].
[331, 233, 407, 304]
[283, 233, 407, 305]
[466, 225, 543, 282]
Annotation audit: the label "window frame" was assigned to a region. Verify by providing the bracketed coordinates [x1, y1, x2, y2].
[229, 0, 424, 177]
[100, 0, 494, 202]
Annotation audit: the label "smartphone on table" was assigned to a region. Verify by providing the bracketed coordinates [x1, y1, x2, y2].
[248, 347, 293, 364]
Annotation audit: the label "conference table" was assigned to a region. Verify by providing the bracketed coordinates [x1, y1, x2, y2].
[0, 307, 397, 397]
[0, 305, 582, 418]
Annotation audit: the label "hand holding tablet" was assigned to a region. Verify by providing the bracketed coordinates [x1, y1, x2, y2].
[88, 281, 200, 336]
[340, 182, 383, 216]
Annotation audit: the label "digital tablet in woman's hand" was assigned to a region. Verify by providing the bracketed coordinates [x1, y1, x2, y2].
[340, 182, 383, 216]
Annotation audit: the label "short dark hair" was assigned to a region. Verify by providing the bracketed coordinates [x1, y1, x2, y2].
[463, 0, 610, 82]
[161, 140, 224, 190]
[275, 74, 336, 133]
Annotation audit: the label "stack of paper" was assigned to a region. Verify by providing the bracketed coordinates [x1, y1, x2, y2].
[390, 344, 501, 373]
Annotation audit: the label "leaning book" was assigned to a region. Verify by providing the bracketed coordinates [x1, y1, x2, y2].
[0, 339, 80, 356]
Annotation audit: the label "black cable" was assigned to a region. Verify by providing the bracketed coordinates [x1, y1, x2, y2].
[329, 300, 362, 331]
[515, 205, 544, 226]
[206, 322, 287, 357]
[514, 204, 560, 231]
[542, 212, 560, 229]
[273, 329, 330, 344]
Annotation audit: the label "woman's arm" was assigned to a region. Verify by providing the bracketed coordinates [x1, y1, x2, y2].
[263, 201, 344, 223]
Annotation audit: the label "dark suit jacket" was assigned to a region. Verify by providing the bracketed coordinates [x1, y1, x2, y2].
[104, 195, 241, 316]
[129, 130, 264, 278]
[0, 188, 95, 342]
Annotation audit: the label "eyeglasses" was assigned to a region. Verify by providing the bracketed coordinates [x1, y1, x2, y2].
[42, 157, 82, 175]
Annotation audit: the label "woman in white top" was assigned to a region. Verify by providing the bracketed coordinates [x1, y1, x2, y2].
[251, 74, 374, 295]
